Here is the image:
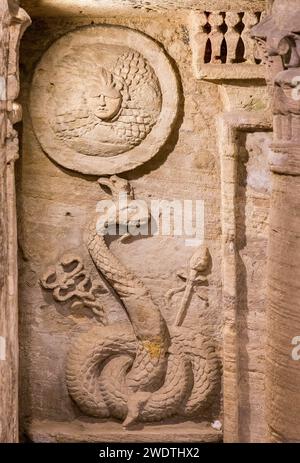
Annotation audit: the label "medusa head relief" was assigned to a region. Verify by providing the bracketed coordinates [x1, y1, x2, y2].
[51, 47, 162, 157]
[30, 26, 179, 174]
[87, 67, 123, 122]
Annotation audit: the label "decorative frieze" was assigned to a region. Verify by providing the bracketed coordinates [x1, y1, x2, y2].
[189, 10, 266, 80]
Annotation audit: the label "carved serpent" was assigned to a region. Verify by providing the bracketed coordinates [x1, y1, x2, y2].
[66, 176, 219, 426]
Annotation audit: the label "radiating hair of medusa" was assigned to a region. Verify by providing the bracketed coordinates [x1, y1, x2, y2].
[51, 46, 162, 145]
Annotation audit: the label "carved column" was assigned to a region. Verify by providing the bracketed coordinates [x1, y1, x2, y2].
[0, 0, 30, 443]
[252, 0, 300, 442]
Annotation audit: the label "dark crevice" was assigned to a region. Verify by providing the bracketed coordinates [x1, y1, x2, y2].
[204, 38, 212, 64]
[220, 38, 227, 63]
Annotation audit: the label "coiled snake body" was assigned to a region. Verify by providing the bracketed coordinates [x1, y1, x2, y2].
[66, 177, 218, 426]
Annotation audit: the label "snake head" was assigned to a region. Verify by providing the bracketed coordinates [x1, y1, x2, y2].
[97, 175, 134, 200]
[97, 175, 150, 236]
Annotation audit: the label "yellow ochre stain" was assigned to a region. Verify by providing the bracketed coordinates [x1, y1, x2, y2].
[143, 340, 162, 358]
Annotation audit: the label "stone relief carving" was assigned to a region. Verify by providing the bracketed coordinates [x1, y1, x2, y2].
[188, 8, 266, 80]
[0, 0, 31, 443]
[40, 176, 219, 427]
[40, 254, 108, 324]
[30, 25, 179, 175]
[252, 2, 300, 174]
[166, 245, 210, 327]
[51, 48, 161, 157]
[251, 0, 300, 442]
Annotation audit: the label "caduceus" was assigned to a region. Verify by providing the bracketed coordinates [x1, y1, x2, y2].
[166, 245, 210, 326]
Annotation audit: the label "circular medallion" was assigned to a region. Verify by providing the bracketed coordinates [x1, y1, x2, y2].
[30, 25, 179, 174]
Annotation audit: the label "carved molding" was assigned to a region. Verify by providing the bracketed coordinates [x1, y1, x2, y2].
[252, 0, 300, 175]
[22, 0, 266, 16]
[0, 0, 30, 443]
[218, 110, 272, 443]
[30, 25, 179, 175]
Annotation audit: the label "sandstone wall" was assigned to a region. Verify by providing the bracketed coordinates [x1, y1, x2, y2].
[17, 1, 270, 442]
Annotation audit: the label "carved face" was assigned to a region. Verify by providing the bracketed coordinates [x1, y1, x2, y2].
[87, 68, 122, 121]
[48, 46, 163, 159]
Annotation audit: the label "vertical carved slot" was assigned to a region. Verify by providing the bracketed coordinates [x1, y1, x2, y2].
[220, 38, 227, 64]
[236, 37, 245, 63]
[204, 38, 212, 63]
[203, 14, 212, 63]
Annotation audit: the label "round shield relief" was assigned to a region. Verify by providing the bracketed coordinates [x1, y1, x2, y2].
[30, 25, 179, 175]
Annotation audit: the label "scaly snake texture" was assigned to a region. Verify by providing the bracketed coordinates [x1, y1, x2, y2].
[66, 189, 219, 426]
